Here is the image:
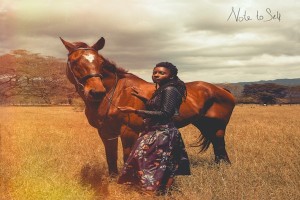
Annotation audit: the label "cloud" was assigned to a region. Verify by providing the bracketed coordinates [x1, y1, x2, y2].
[0, 0, 300, 83]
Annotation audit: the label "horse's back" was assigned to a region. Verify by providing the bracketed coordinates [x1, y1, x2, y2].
[181, 81, 235, 124]
[121, 77, 235, 127]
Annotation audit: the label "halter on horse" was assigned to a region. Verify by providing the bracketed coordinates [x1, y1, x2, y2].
[60, 37, 235, 175]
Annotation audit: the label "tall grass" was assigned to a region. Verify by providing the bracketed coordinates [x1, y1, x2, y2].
[0, 105, 299, 200]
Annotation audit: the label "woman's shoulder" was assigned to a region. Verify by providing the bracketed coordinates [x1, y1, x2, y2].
[162, 85, 179, 92]
[161, 85, 181, 96]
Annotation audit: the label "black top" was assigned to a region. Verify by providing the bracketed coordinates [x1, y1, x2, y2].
[136, 86, 183, 125]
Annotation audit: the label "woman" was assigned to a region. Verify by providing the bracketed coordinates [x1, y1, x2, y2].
[117, 62, 190, 195]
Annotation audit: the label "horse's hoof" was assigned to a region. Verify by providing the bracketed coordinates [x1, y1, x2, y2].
[215, 156, 231, 165]
[108, 171, 119, 178]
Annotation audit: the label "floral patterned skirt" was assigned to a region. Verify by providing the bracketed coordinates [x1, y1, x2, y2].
[118, 123, 190, 191]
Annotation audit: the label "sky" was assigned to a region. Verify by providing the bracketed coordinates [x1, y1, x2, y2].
[0, 0, 300, 83]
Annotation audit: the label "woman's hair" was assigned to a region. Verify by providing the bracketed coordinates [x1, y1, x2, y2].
[154, 62, 187, 99]
[155, 62, 178, 77]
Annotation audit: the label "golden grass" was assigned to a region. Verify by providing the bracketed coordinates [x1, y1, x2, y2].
[0, 105, 299, 200]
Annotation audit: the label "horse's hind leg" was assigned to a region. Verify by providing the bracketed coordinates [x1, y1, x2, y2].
[212, 129, 231, 164]
[193, 118, 231, 164]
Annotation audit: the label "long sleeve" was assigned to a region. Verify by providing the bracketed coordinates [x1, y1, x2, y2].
[136, 86, 181, 119]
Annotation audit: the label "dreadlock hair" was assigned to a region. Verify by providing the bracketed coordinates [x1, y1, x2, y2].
[154, 62, 187, 100]
[156, 62, 178, 77]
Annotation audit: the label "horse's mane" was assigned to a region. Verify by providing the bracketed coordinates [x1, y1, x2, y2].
[73, 42, 90, 48]
[102, 57, 128, 75]
[104, 59, 141, 80]
[72, 41, 136, 78]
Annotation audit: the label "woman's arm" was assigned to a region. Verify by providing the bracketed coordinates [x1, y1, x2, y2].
[135, 86, 181, 118]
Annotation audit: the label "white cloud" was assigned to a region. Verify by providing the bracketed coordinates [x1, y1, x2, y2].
[0, 0, 300, 83]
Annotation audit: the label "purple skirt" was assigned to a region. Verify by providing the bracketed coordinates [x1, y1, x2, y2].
[118, 123, 190, 191]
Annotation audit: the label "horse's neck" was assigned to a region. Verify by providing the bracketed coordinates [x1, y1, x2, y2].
[83, 73, 151, 109]
[123, 73, 149, 84]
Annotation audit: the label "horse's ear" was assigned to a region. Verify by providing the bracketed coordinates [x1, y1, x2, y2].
[60, 37, 77, 53]
[92, 37, 105, 51]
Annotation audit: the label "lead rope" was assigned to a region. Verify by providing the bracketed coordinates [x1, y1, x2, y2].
[68, 59, 132, 141]
[66, 52, 131, 141]
[97, 72, 118, 140]
[99, 74, 131, 141]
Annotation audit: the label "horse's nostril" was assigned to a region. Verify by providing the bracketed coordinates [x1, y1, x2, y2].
[89, 89, 103, 99]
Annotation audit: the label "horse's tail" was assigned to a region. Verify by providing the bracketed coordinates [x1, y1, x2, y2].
[191, 118, 212, 152]
[192, 117, 227, 153]
[190, 131, 211, 152]
[198, 134, 211, 152]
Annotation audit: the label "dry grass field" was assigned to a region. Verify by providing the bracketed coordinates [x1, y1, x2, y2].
[0, 105, 299, 200]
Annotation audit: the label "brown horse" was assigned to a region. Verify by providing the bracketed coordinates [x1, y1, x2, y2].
[60, 37, 235, 175]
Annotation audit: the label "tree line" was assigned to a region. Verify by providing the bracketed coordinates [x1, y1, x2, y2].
[219, 83, 300, 105]
[0, 50, 77, 105]
[0, 50, 299, 105]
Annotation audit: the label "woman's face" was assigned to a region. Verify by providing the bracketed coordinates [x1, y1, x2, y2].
[152, 66, 172, 85]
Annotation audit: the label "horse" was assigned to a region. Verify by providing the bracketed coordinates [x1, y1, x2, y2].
[60, 37, 235, 175]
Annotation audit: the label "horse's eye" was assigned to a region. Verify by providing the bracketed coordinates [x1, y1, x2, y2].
[101, 74, 108, 79]
[99, 74, 104, 80]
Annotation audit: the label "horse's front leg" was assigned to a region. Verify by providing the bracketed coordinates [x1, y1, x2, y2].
[98, 129, 119, 176]
[120, 125, 139, 163]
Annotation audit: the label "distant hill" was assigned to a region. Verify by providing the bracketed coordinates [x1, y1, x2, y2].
[0, 50, 299, 105]
[236, 78, 300, 86]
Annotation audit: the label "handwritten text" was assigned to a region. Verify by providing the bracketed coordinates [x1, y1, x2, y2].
[227, 7, 281, 22]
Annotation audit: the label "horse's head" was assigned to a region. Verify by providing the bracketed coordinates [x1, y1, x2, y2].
[60, 37, 117, 102]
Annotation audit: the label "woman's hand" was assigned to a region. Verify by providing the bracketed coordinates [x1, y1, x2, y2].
[131, 86, 149, 101]
[117, 106, 136, 113]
